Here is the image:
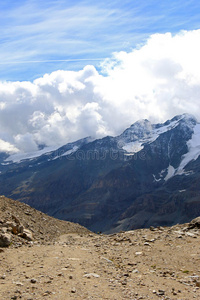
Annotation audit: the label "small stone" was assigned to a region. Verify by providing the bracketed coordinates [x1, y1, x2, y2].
[144, 242, 151, 246]
[15, 282, 23, 286]
[132, 269, 139, 274]
[196, 282, 200, 287]
[157, 226, 164, 231]
[46, 280, 52, 284]
[152, 290, 156, 294]
[69, 275, 73, 279]
[128, 262, 137, 266]
[12, 226, 18, 235]
[30, 278, 37, 283]
[158, 289, 165, 295]
[71, 287, 76, 293]
[150, 226, 156, 231]
[135, 252, 143, 255]
[83, 273, 100, 278]
[147, 238, 155, 243]
[43, 291, 51, 296]
[18, 225, 24, 234]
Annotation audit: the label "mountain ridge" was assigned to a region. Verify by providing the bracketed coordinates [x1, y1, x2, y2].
[0, 113, 200, 233]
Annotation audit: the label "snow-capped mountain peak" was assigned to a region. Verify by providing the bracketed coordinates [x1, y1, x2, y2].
[118, 114, 194, 155]
[1, 114, 199, 183]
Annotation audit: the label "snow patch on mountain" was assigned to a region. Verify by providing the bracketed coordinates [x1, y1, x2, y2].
[4, 137, 93, 164]
[5, 145, 60, 163]
[52, 146, 79, 160]
[62, 146, 79, 157]
[152, 174, 162, 182]
[1, 162, 11, 166]
[164, 165, 176, 181]
[177, 123, 200, 172]
[122, 141, 144, 153]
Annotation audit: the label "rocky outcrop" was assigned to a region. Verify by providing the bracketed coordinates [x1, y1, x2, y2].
[0, 215, 34, 247]
[188, 216, 200, 229]
[0, 196, 90, 248]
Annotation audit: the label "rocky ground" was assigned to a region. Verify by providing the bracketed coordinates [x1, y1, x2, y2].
[1, 196, 200, 299]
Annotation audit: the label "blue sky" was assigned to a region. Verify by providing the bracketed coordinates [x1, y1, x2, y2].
[1, 1, 200, 154]
[1, 0, 200, 81]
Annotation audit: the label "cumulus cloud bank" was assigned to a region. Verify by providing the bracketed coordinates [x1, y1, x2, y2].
[1, 30, 200, 154]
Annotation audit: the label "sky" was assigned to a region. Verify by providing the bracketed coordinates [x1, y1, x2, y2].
[1, 0, 200, 153]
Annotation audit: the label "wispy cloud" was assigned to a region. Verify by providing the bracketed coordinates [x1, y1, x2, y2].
[0, 58, 105, 65]
[1, 0, 200, 80]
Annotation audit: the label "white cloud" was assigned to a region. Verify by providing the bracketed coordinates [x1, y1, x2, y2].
[0, 30, 200, 153]
[0, 139, 19, 154]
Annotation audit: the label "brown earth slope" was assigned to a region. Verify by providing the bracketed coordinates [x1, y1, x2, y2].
[1, 196, 200, 299]
[0, 195, 90, 245]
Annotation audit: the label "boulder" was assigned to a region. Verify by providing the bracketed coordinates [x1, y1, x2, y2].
[19, 229, 33, 241]
[0, 233, 11, 247]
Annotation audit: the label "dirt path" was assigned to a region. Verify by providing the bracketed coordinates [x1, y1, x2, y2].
[1, 226, 200, 300]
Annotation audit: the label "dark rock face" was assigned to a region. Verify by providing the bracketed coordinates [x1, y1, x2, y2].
[0, 114, 200, 233]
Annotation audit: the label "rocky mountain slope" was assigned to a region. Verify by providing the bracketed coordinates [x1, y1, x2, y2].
[0, 196, 89, 247]
[0, 113, 200, 232]
[1, 196, 200, 299]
